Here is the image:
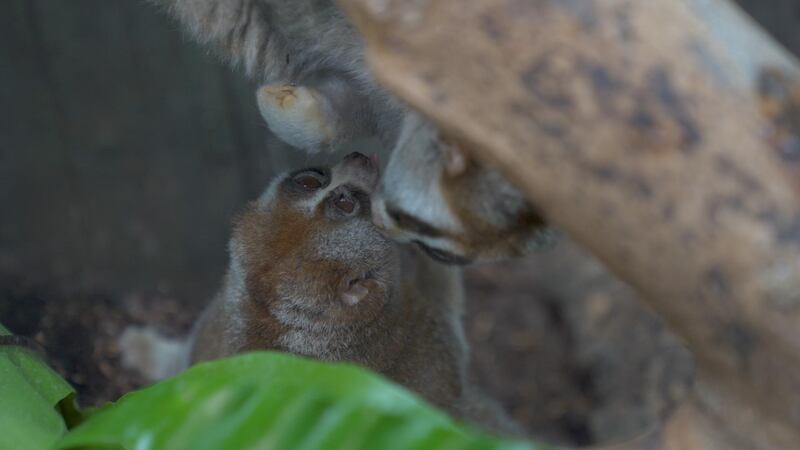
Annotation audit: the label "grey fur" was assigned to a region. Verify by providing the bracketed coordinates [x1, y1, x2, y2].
[151, 0, 550, 263]
[150, 0, 404, 148]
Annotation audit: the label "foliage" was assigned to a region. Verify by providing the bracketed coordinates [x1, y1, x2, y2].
[0, 324, 76, 450]
[0, 322, 547, 450]
[55, 352, 544, 450]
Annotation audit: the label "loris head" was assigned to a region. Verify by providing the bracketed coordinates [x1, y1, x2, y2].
[372, 113, 556, 265]
[232, 152, 398, 328]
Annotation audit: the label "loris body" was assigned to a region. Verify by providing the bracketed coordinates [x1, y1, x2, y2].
[188, 153, 519, 434]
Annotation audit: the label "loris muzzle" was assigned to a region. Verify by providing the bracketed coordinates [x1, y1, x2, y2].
[232, 151, 398, 333]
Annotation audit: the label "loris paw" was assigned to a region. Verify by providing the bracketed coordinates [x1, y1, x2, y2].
[118, 326, 189, 381]
[256, 84, 336, 152]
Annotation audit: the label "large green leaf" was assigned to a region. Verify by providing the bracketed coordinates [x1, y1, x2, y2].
[0, 323, 76, 450]
[55, 352, 546, 450]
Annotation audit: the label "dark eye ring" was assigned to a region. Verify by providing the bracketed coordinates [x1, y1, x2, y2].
[292, 171, 324, 190]
[334, 194, 356, 214]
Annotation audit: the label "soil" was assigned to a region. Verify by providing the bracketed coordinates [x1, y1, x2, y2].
[0, 240, 692, 447]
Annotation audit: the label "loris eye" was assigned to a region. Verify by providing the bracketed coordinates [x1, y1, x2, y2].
[334, 194, 356, 214]
[292, 171, 325, 190]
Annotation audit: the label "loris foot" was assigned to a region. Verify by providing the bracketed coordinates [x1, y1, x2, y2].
[256, 84, 335, 152]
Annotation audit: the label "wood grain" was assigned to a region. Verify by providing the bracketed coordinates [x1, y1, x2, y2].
[339, 0, 800, 448]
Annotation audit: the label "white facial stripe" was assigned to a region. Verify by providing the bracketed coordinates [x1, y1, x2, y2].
[298, 186, 333, 213]
[256, 175, 286, 210]
[297, 168, 343, 213]
[388, 177, 461, 232]
[415, 235, 465, 255]
[380, 113, 463, 233]
[297, 163, 375, 214]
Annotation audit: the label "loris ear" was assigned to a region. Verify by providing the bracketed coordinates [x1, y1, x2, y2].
[340, 279, 384, 306]
[441, 138, 469, 177]
[256, 84, 335, 152]
[341, 282, 369, 306]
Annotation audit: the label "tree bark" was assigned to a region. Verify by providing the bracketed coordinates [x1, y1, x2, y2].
[338, 0, 800, 448]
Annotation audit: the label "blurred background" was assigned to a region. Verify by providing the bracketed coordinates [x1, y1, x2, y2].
[1, 0, 798, 446]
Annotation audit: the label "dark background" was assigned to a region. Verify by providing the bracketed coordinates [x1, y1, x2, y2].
[1, 0, 294, 301]
[1, 0, 798, 446]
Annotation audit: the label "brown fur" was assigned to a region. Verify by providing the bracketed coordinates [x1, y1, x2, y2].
[440, 157, 548, 260]
[188, 154, 521, 435]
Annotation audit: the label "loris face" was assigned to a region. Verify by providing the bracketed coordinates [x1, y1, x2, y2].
[232, 152, 399, 328]
[371, 113, 555, 265]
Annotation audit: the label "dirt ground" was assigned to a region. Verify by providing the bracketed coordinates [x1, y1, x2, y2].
[0, 240, 692, 447]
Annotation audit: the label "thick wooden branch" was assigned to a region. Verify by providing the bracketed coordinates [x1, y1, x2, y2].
[339, 0, 800, 448]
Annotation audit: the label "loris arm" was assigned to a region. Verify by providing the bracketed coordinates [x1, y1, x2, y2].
[148, 0, 360, 84]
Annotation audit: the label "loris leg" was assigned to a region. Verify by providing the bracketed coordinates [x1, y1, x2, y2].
[256, 72, 378, 153]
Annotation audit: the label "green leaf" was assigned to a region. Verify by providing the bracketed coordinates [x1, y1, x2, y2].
[55, 352, 546, 450]
[0, 323, 76, 450]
